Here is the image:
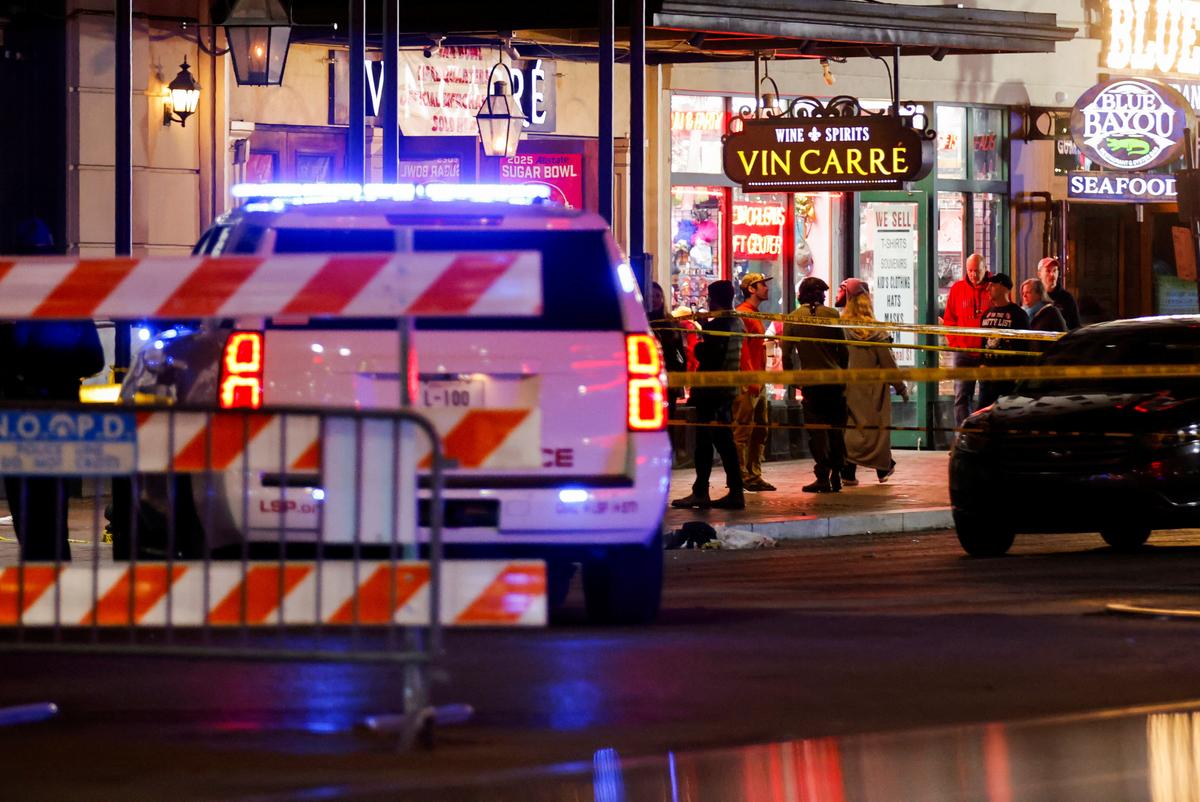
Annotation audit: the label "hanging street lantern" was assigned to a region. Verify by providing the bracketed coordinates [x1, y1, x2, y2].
[223, 0, 293, 86]
[476, 61, 525, 158]
[163, 57, 200, 127]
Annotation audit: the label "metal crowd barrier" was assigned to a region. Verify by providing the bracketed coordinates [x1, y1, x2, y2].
[0, 252, 549, 749]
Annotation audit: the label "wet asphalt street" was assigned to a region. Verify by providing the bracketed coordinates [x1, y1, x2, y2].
[5, 527, 1200, 800]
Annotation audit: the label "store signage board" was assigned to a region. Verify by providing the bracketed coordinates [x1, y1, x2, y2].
[331, 51, 555, 135]
[1068, 170, 1177, 202]
[1103, 0, 1200, 76]
[732, 201, 785, 259]
[1070, 78, 1195, 171]
[498, 153, 583, 209]
[722, 115, 933, 193]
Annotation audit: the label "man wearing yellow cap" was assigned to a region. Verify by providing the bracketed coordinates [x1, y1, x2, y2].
[734, 272, 775, 492]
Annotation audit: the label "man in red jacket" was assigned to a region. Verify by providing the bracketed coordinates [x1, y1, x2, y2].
[943, 253, 991, 426]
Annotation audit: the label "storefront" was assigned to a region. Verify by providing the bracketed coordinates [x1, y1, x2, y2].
[668, 93, 844, 318]
[1059, 75, 1200, 323]
[238, 46, 599, 212]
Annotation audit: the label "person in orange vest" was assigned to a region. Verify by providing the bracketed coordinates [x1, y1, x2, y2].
[734, 272, 775, 492]
[943, 253, 992, 426]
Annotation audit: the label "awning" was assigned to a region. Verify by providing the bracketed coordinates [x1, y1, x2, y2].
[284, 0, 1077, 63]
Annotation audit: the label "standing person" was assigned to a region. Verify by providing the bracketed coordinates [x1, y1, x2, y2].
[733, 273, 774, 492]
[977, 273, 1029, 410]
[649, 282, 687, 427]
[783, 277, 848, 493]
[1037, 256, 1081, 330]
[671, 280, 745, 510]
[1020, 278, 1067, 352]
[944, 253, 992, 425]
[0, 218, 106, 561]
[834, 279, 908, 486]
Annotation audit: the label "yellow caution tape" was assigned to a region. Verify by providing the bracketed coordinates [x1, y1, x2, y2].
[671, 363, 1200, 388]
[654, 323, 1032, 358]
[673, 309, 1064, 342]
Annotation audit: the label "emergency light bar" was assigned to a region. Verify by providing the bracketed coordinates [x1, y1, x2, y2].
[231, 182, 553, 206]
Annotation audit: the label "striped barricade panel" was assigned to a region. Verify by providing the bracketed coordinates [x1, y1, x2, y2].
[134, 408, 541, 473]
[0, 561, 546, 627]
[0, 253, 543, 319]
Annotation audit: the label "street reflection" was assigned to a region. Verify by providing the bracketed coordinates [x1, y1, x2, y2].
[381, 704, 1200, 801]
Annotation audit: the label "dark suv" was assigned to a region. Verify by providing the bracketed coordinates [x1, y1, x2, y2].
[950, 316, 1200, 556]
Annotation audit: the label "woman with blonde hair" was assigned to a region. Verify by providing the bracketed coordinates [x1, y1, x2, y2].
[834, 279, 908, 485]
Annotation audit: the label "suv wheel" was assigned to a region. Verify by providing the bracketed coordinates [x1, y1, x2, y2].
[1100, 527, 1151, 552]
[582, 531, 663, 625]
[953, 511, 1015, 557]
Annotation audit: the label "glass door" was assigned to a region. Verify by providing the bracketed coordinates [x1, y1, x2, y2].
[856, 191, 930, 448]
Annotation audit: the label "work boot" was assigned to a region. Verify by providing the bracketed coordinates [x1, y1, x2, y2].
[876, 460, 897, 483]
[671, 491, 712, 509]
[744, 479, 777, 492]
[802, 478, 838, 493]
[840, 465, 858, 486]
[709, 491, 745, 510]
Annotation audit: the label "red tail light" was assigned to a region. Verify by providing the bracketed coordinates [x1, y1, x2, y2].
[220, 331, 264, 409]
[626, 333, 666, 431]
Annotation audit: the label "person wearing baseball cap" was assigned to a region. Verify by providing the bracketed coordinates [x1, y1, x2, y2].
[733, 272, 776, 492]
[977, 272, 1030, 410]
[783, 276, 849, 493]
[1036, 256, 1080, 330]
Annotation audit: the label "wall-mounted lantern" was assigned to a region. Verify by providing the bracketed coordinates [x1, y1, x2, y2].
[162, 57, 200, 127]
[223, 0, 292, 86]
[476, 61, 525, 158]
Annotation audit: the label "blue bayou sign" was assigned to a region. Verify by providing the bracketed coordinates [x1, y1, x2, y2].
[1067, 171, 1177, 203]
[1069, 77, 1195, 172]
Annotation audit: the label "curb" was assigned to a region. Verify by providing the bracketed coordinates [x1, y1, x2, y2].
[716, 507, 953, 541]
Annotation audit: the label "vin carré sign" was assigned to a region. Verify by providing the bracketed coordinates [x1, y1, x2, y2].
[722, 112, 933, 193]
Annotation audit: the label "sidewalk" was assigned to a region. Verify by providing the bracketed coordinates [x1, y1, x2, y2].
[665, 449, 953, 540]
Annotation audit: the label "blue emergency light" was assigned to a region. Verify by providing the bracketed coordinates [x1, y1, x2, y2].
[230, 182, 553, 206]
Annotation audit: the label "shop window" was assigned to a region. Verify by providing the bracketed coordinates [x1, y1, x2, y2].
[971, 108, 1002, 181]
[936, 192, 966, 313]
[670, 186, 725, 311]
[670, 95, 725, 174]
[972, 193, 1003, 275]
[732, 189, 786, 316]
[860, 201, 920, 367]
[936, 106, 966, 180]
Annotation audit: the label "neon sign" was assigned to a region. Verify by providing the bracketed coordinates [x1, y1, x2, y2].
[1104, 0, 1200, 75]
[1069, 77, 1194, 171]
[722, 113, 933, 193]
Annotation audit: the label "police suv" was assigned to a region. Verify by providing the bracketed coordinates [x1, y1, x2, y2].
[116, 183, 672, 623]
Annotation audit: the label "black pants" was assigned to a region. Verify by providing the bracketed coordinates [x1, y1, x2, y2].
[977, 380, 1015, 411]
[692, 399, 742, 495]
[5, 476, 71, 561]
[802, 385, 846, 480]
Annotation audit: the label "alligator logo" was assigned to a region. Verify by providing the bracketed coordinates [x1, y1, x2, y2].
[1104, 137, 1152, 157]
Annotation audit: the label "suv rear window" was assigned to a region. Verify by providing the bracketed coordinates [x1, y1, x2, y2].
[413, 229, 622, 332]
[275, 228, 397, 253]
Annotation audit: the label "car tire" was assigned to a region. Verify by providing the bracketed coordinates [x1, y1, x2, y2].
[581, 531, 663, 625]
[1100, 527, 1151, 552]
[953, 511, 1015, 557]
[546, 560, 576, 610]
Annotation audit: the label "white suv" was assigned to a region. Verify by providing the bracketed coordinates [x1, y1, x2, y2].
[116, 184, 672, 623]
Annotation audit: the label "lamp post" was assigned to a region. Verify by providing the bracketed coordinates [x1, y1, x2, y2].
[162, 57, 200, 126]
[476, 62, 525, 158]
[223, 0, 292, 86]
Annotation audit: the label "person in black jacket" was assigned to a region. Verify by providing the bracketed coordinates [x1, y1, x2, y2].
[671, 280, 745, 510]
[1037, 257, 1081, 330]
[1020, 278, 1067, 352]
[1, 219, 106, 561]
[977, 274, 1029, 410]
